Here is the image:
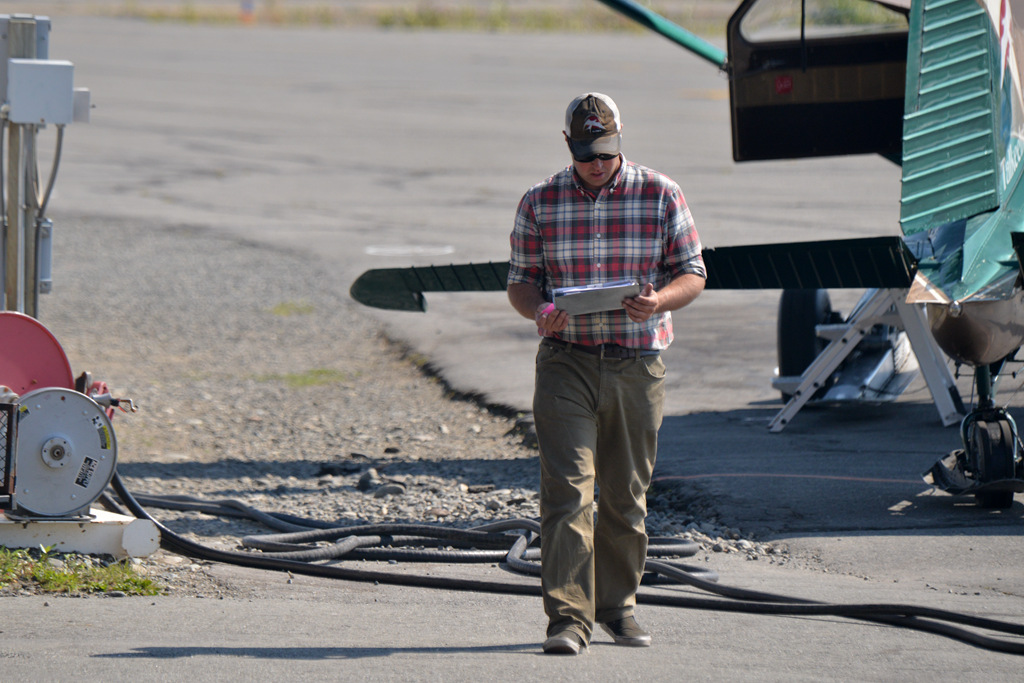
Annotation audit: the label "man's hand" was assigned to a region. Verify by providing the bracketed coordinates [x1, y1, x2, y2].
[623, 283, 658, 322]
[623, 274, 705, 322]
[509, 283, 570, 336]
[536, 302, 569, 336]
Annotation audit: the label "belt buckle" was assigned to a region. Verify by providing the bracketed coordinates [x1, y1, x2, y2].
[601, 344, 626, 359]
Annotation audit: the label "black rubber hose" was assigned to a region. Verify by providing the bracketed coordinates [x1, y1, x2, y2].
[109, 475, 1024, 655]
[241, 523, 526, 550]
[134, 492, 704, 566]
[111, 474, 544, 595]
[247, 536, 514, 563]
[242, 528, 702, 565]
[244, 534, 387, 562]
[112, 486, 1024, 638]
[130, 493, 321, 533]
[635, 592, 1024, 655]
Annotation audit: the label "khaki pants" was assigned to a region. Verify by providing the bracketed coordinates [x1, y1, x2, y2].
[533, 341, 666, 642]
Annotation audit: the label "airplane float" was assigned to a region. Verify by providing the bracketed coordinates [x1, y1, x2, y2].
[351, 0, 1024, 509]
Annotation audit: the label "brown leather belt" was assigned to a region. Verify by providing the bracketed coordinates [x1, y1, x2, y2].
[542, 338, 659, 359]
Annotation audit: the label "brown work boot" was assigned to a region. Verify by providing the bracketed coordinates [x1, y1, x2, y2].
[600, 616, 652, 647]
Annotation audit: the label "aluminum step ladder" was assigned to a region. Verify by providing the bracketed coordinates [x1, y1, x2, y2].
[769, 288, 964, 432]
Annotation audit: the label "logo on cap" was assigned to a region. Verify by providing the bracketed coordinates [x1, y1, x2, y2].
[583, 115, 605, 134]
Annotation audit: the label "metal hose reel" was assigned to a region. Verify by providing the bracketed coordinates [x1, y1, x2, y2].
[10, 387, 117, 518]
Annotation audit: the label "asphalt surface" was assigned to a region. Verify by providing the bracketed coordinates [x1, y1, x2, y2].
[3, 14, 1024, 681]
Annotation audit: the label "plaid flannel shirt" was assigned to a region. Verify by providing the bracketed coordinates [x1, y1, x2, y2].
[508, 158, 705, 350]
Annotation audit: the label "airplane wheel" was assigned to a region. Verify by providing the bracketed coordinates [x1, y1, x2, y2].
[777, 289, 834, 400]
[970, 420, 1016, 509]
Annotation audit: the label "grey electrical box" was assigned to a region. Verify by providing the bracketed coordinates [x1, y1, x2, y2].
[7, 59, 73, 124]
[72, 88, 90, 123]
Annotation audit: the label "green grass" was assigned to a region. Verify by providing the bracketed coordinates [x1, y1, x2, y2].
[98, 1, 728, 38]
[257, 368, 352, 388]
[0, 545, 163, 596]
[267, 300, 315, 317]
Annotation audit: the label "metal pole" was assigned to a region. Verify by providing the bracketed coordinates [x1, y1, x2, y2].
[14, 15, 36, 315]
[8, 17, 38, 317]
[4, 121, 21, 313]
[976, 363, 994, 409]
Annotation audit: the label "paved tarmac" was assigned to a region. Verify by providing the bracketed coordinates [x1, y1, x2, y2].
[4, 13, 1024, 681]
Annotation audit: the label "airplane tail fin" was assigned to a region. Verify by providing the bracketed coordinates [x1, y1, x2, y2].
[901, 0, 1024, 235]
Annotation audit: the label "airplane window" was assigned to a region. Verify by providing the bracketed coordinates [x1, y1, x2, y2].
[740, 0, 907, 42]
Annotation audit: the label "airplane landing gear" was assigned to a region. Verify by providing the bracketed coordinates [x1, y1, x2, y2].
[966, 417, 1017, 508]
[924, 364, 1024, 508]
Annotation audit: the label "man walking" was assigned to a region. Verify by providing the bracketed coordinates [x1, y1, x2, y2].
[507, 92, 706, 655]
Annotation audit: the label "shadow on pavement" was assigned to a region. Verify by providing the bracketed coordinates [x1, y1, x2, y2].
[654, 401, 1024, 538]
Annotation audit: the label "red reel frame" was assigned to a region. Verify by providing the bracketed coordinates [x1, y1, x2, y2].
[0, 311, 74, 394]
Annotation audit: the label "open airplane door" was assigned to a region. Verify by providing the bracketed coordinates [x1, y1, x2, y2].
[727, 0, 910, 161]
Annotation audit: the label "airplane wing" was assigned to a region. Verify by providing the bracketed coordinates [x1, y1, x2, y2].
[349, 261, 510, 312]
[702, 236, 915, 289]
[349, 236, 916, 311]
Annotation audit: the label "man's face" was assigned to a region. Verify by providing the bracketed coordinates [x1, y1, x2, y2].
[571, 153, 621, 191]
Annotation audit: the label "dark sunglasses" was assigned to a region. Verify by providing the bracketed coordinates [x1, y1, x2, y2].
[572, 152, 618, 163]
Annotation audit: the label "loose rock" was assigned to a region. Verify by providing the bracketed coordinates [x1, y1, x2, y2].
[20, 215, 783, 598]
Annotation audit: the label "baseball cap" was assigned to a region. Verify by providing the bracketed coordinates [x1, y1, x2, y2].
[564, 92, 622, 158]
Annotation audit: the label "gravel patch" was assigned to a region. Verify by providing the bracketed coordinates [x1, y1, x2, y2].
[12, 213, 783, 597]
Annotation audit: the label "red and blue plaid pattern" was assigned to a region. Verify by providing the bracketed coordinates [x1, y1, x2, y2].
[509, 159, 705, 349]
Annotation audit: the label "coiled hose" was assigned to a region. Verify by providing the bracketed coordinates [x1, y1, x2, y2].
[105, 473, 1024, 655]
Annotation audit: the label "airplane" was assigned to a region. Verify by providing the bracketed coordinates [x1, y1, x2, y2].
[350, 0, 1024, 509]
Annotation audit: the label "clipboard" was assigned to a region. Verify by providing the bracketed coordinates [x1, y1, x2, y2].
[551, 280, 640, 315]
